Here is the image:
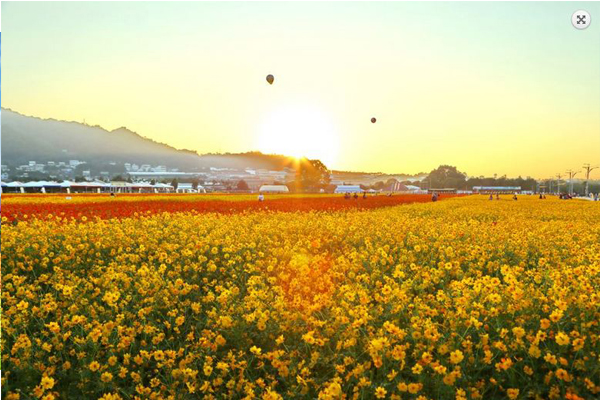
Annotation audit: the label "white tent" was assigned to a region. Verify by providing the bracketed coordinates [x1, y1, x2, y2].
[334, 185, 362, 193]
[259, 185, 289, 193]
[176, 183, 206, 193]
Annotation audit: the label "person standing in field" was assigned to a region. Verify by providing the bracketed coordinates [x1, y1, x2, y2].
[258, 193, 265, 202]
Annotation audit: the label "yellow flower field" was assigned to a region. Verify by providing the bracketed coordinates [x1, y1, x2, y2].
[1, 196, 599, 399]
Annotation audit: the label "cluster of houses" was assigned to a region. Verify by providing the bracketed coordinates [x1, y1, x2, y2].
[0, 180, 296, 194]
[0, 180, 427, 195]
[333, 183, 424, 194]
[2, 180, 529, 196]
[1, 181, 176, 194]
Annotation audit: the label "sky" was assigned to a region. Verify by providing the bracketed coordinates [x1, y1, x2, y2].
[2, 2, 599, 178]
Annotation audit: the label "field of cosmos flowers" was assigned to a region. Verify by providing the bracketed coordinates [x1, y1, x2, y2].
[1, 194, 599, 400]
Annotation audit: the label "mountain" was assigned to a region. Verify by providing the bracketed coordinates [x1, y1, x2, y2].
[1, 108, 203, 168]
[0, 108, 296, 171]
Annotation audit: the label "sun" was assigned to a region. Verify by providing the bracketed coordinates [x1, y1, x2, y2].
[256, 104, 339, 166]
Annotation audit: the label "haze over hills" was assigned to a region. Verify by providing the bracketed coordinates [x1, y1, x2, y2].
[0, 108, 303, 172]
[1, 108, 200, 168]
[0, 108, 425, 180]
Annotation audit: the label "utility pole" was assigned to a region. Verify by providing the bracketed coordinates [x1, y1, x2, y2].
[556, 173, 562, 195]
[565, 170, 580, 196]
[582, 164, 599, 197]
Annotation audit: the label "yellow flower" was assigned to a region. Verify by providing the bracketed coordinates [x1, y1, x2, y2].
[101, 372, 113, 383]
[572, 337, 585, 351]
[262, 388, 282, 400]
[507, 388, 519, 399]
[549, 310, 563, 323]
[512, 327, 525, 339]
[303, 331, 316, 345]
[555, 332, 570, 346]
[421, 352, 433, 364]
[544, 353, 557, 365]
[555, 368, 571, 382]
[408, 383, 422, 394]
[154, 350, 165, 361]
[89, 361, 100, 372]
[450, 350, 464, 364]
[375, 387, 387, 399]
[40, 376, 55, 390]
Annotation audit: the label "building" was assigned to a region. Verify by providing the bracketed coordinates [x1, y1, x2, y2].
[334, 185, 363, 194]
[176, 183, 206, 193]
[259, 185, 290, 193]
[405, 185, 424, 192]
[128, 171, 205, 179]
[0, 180, 176, 194]
[427, 188, 458, 194]
[473, 186, 521, 194]
[385, 180, 409, 192]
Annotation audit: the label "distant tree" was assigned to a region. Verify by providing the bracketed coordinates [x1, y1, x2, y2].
[74, 176, 87, 183]
[191, 179, 199, 190]
[171, 178, 179, 190]
[427, 165, 467, 189]
[294, 159, 331, 192]
[373, 181, 386, 190]
[150, 179, 157, 185]
[324, 183, 337, 194]
[237, 180, 250, 190]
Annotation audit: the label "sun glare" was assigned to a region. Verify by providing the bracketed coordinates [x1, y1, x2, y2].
[256, 105, 339, 166]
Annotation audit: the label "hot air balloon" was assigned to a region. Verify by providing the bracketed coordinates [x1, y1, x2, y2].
[371, 117, 377, 123]
[266, 74, 274, 85]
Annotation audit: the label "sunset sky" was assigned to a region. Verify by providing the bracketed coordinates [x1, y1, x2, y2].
[2, 2, 599, 178]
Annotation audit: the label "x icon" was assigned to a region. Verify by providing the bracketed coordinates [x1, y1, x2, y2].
[577, 15, 586, 25]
